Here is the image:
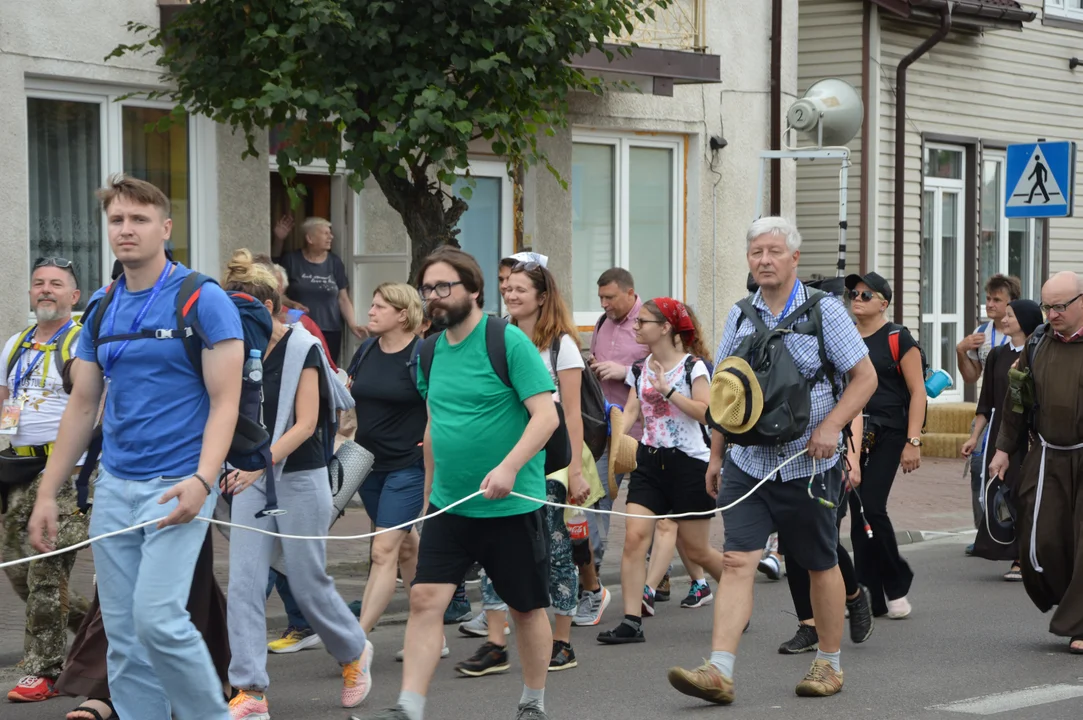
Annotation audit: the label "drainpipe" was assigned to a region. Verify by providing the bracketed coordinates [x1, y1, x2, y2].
[893, 2, 952, 324]
[770, 0, 782, 216]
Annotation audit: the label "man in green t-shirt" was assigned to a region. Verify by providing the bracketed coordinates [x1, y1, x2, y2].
[353, 247, 558, 720]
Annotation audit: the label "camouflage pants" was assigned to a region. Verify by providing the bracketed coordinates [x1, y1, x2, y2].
[1, 474, 90, 678]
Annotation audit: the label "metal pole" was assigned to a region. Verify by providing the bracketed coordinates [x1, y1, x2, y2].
[837, 156, 850, 277]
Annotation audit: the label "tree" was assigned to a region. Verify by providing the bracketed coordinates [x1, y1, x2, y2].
[113, 0, 662, 276]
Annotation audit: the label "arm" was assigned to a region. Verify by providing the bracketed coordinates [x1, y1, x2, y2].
[272, 367, 320, 463]
[705, 429, 725, 499]
[817, 356, 877, 446]
[557, 366, 588, 503]
[480, 391, 559, 499]
[963, 352, 996, 457]
[338, 289, 366, 340]
[422, 416, 433, 514]
[957, 347, 982, 384]
[846, 413, 863, 487]
[899, 347, 926, 472]
[272, 215, 293, 259]
[622, 383, 641, 434]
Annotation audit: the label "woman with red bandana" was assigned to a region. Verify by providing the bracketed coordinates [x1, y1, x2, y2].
[597, 298, 726, 645]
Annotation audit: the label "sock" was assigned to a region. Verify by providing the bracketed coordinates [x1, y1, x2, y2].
[520, 685, 545, 711]
[694, 579, 709, 589]
[709, 650, 735, 678]
[644, 585, 655, 597]
[816, 649, 842, 672]
[398, 691, 426, 720]
[624, 613, 642, 627]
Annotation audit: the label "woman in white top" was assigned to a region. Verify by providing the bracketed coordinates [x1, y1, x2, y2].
[597, 297, 725, 645]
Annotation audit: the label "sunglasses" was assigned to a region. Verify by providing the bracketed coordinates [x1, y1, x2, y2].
[847, 290, 880, 302]
[1040, 293, 1082, 314]
[34, 256, 75, 271]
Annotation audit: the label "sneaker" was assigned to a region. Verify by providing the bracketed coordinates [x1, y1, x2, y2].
[795, 659, 844, 697]
[548, 640, 578, 671]
[965, 543, 975, 556]
[7, 676, 59, 703]
[341, 640, 374, 708]
[758, 554, 782, 581]
[680, 581, 714, 609]
[666, 662, 735, 705]
[778, 624, 819, 654]
[656, 574, 671, 601]
[596, 618, 645, 645]
[846, 585, 874, 643]
[267, 626, 322, 654]
[444, 596, 473, 625]
[516, 703, 549, 720]
[641, 586, 656, 617]
[395, 636, 450, 661]
[348, 708, 409, 720]
[886, 596, 912, 619]
[349, 600, 363, 618]
[228, 690, 270, 720]
[454, 641, 510, 677]
[572, 587, 611, 626]
[459, 611, 510, 638]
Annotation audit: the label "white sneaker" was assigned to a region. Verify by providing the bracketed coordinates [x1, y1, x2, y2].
[395, 636, 451, 662]
[458, 611, 510, 638]
[757, 554, 782, 581]
[887, 597, 912, 619]
[572, 587, 611, 626]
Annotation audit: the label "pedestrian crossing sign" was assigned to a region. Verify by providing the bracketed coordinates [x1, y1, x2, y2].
[1005, 141, 1075, 218]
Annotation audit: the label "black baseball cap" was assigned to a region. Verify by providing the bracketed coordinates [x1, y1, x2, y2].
[845, 271, 892, 303]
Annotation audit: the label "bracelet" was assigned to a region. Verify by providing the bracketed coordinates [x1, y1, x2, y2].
[193, 473, 212, 496]
[665, 388, 676, 400]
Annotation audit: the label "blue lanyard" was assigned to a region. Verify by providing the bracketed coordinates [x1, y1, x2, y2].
[779, 280, 801, 320]
[11, 320, 74, 391]
[990, 327, 996, 349]
[103, 263, 173, 378]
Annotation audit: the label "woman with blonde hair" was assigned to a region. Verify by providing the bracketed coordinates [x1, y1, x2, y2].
[220, 250, 372, 719]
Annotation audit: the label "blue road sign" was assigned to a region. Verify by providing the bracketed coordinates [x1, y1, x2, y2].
[1005, 141, 1075, 218]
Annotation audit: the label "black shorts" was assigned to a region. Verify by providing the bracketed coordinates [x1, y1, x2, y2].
[718, 456, 842, 572]
[626, 445, 714, 517]
[414, 506, 550, 613]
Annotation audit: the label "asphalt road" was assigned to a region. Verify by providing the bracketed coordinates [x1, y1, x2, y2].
[5, 534, 1083, 720]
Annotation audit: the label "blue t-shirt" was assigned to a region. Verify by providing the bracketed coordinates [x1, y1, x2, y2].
[76, 263, 243, 480]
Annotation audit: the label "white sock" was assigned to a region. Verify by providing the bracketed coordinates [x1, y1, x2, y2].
[520, 685, 545, 711]
[398, 691, 426, 720]
[816, 649, 841, 672]
[709, 650, 735, 678]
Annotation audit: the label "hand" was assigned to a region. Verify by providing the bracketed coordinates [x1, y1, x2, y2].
[806, 423, 840, 460]
[568, 470, 590, 505]
[901, 443, 921, 474]
[274, 215, 294, 242]
[648, 357, 671, 397]
[350, 323, 369, 341]
[960, 437, 978, 458]
[705, 459, 722, 499]
[27, 497, 60, 553]
[846, 462, 862, 489]
[987, 449, 1010, 481]
[157, 476, 211, 529]
[590, 360, 627, 382]
[958, 333, 985, 352]
[223, 469, 263, 496]
[480, 462, 517, 500]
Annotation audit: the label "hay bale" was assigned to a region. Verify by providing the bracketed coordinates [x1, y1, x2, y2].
[925, 402, 977, 435]
[922, 432, 970, 459]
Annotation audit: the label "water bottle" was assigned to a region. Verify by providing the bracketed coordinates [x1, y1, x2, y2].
[244, 349, 263, 383]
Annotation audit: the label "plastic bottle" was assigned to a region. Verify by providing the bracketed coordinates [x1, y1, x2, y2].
[244, 348, 263, 384]
[567, 511, 590, 542]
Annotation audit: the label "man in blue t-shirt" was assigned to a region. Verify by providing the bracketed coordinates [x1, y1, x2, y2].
[29, 175, 243, 720]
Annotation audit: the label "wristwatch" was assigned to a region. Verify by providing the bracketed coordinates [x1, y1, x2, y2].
[906, 437, 923, 447]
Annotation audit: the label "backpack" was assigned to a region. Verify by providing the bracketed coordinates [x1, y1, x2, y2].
[6, 322, 81, 385]
[84, 269, 280, 515]
[549, 336, 608, 461]
[346, 336, 422, 393]
[886, 324, 930, 432]
[419, 315, 572, 475]
[630, 355, 712, 447]
[722, 290, 837, 447]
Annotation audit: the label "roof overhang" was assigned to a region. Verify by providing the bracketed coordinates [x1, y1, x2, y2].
[568, 44, 721, 97]
[868, 0, 1036, 30]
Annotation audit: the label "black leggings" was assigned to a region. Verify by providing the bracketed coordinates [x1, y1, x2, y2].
[785, 500, 858, 622]
[849, 426, 914, 616]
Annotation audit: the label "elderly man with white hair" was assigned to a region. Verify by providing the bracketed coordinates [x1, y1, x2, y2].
[989, 270, 1083, 655]
[667, 216, 877, 704]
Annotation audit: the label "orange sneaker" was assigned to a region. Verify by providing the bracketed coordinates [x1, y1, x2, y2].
[342, 640, 374, 708]
[667, 662, 735, 705]
[7, 676, 59, 703]
[228, 689, 270, 720]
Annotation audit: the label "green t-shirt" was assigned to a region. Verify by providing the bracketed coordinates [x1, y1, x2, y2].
[417, 317, 555, 518]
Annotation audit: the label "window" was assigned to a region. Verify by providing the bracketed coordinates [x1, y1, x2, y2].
[1046, 0, 1083, 22]
[922, 144, 966, 402]
[571, 133, 684, 325]
[26, 86, 193, 299]
[451, 161, 514, 315]
[980, 155, 1046, 308]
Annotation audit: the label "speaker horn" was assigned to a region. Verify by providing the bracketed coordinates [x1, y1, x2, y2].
[787, 78, 864, 147]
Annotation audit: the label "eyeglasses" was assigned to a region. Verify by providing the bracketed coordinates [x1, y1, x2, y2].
[1040, 293, 1082, 314]
[34, 256, 75, 271]
[418, 281, 464, 299]
[633, 318, 665, 327]
[847, 290, 880, 302]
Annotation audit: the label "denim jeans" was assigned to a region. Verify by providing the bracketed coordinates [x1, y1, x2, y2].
[266, 569, 310, 631]
[89, 470, 228, 720]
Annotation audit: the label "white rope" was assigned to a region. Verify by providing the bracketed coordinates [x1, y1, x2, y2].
[0, 449, 814, 570]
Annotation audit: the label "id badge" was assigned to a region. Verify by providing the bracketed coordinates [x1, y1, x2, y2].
[0, 399, 22, 435]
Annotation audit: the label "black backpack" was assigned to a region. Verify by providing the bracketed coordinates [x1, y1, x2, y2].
[630, 355, 713, 447]
[549, 338, 609, 461]
[419, 315, 571, 474]
[718, 291, 837, 447]
[886, 323, 930, 432]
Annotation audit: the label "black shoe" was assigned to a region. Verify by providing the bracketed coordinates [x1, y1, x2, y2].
[454, 641, 510, 677]
[778, 623, 819, 654]
[548, 640, 578, 671]
[597, 618, 645, 644]
[847, 584, 874, 644]
[656, 574, 671, 601]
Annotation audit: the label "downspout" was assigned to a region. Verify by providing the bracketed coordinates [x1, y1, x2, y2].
[892, 2, 952, 324]
[770, 0, 782, 216]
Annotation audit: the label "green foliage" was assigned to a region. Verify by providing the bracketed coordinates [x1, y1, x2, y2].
[111, 0, 661, 266]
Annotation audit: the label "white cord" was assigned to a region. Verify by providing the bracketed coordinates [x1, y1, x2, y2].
[0, 449, 814, 570]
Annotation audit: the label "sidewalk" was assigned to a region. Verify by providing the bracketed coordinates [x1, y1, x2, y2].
[0, 456, 973, 667]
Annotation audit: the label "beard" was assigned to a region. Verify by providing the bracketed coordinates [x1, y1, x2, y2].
[34, 303, 63, 323]
[426, 296, 473, 330]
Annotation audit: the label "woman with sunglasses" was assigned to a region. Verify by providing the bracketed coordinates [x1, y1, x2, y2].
[844, 272, 926, 619]
[597, 298, 725, 644]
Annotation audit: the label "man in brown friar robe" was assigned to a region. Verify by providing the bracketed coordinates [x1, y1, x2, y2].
[989, 271, 1083, 654]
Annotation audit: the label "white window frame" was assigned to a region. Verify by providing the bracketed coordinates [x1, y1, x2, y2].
[1045, 0, 1083, 22]
[452, 159, 515, 315]
[922, 143, 966, 403]
[981, 153, 1045, 312]
[570, 131, 685, 326]
[24, 78, 214, 280]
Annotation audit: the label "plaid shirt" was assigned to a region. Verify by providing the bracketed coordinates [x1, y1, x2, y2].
[714, 282, 868, 482]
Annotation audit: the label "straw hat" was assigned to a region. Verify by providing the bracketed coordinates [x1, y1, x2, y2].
[607, 406, 638, 499]
[707, 357, 764, 435]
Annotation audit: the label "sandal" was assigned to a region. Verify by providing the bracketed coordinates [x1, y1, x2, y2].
[1003, 563, 1023, 582]
[1070, 637, 1083, 655]
[67, 698, 117, 720]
